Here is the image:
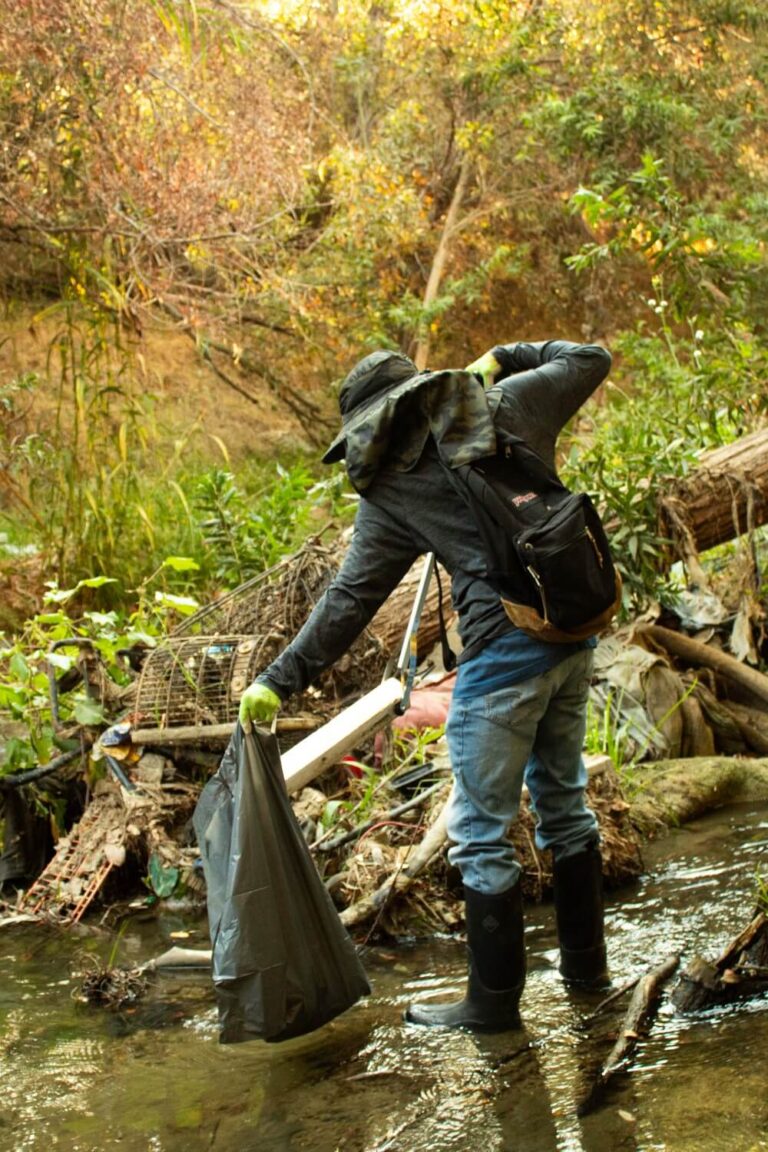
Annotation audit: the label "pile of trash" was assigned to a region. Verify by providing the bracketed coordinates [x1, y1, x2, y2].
[3, 536, 768, 938]
[590, 584, 768, 766]
[0, 540, 450, 928]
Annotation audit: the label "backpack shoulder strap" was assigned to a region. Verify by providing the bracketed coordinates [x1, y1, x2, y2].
[492, 427, 564, 489]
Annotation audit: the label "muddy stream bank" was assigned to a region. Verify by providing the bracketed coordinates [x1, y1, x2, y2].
[1, 801, 767, 1152]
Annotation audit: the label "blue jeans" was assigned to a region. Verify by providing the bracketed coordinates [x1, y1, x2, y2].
[445, 648, 598, 895]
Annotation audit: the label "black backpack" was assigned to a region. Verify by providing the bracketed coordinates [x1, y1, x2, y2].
[451, 429, 621, 642]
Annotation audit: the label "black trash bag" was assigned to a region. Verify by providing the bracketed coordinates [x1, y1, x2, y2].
[193, 724, 370, 1044]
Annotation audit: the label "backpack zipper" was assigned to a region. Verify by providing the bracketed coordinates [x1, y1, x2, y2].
[524, 525, 605, 567]
[585, 526, 605, 568]
[526, 564, 549, 622]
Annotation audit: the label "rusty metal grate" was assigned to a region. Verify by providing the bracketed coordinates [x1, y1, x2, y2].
[21, 789, 121, 924]
[132, 634, 282, 729]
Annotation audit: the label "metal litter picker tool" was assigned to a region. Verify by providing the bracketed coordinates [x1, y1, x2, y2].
[279, 552, 437, 792]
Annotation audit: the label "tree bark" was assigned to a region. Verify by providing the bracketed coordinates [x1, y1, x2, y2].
[628, 755, 768, 833]
[659, 427, 768, 556]
[671, 911, 768, 1013]
[578, 953, 681, 1116]
[411, 156, 472, 370]
[367, 558, 454, 661]
[634, 623, 768, 707]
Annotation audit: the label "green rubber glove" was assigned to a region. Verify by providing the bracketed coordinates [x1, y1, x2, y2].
[238, 681, 281, 732]
[466, 350, 502, 390]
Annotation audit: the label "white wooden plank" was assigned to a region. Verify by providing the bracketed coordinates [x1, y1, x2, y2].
[281, 677, 404, 793]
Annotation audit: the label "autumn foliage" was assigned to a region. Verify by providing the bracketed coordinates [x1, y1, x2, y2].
[1, 0, 766, 404]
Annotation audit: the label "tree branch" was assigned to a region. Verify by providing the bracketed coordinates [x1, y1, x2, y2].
[411, 155, 472, 370]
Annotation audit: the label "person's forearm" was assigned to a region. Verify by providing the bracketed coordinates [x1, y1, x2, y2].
[493, 340, 609, 381]
[492, 340, 611, 426]
[491, 340, 551, 375]
[258, 581, 387, 699]
[258, 514, 417, 701]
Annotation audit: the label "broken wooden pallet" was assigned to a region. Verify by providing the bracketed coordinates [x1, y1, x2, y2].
[19, 775, 199, 925]
[21, 782, 126, 924]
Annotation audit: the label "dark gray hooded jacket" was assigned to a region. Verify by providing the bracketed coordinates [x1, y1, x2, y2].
[258, 340, 612, 701]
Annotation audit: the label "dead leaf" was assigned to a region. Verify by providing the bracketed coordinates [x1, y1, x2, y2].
[103, 843, 126, 867]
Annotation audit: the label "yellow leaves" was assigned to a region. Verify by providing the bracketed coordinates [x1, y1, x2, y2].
[688, 237, 716, 255]
[136, 503, 156, 547]
[738, 143, 768, 181]
[184, 241, 210, 267]
[456, 121, 495, 154]
[133, 90, 155, 121]
[357, 157, 406, 200]
[207, 434, 231, 465]
[391, 0, 468, 37]
[168, 480, 192, 520]
[316, 157, 334, 184]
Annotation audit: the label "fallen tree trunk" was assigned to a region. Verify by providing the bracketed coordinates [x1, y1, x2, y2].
[367, 558, 454, 662]
[658, 427, 768, 557]
[628, 756, 768, 832]
[722, 699, 768, 755]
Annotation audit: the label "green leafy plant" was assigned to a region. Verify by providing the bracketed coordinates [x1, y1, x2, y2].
[566, 153, 768, 327]
[391, 725, 446, 778]
[562, 296, 762, 609]
[0, 560, 200, 780]
[194, 462, 341, 588]
[0, 308, 205, 595]
[147, 852, 181, 901]
[585, 679, 699, 793]
[584, 690, 634, 773]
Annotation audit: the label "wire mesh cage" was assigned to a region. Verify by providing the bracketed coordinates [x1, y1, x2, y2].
[128, 540, 450, 733]
[172, 539, 337, 639]
[132, 635, 282, 729]
[162, 538, 389, 711]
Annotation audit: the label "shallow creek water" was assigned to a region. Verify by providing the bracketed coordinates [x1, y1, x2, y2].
[1, 802, 767, 1152]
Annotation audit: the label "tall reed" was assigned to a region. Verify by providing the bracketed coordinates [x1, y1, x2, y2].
[20, 304, 199, 597]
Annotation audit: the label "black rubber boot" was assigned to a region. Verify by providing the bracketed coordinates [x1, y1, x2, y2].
[405, 882, 526, 1031]
[553, 842, 610, 989]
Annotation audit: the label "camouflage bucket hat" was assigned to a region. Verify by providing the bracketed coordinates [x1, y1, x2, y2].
[321, 351, 422, 465]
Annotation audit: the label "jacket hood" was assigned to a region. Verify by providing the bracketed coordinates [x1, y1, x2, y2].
[322, 351, 419, 463]
[322, 351, 498, 492]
